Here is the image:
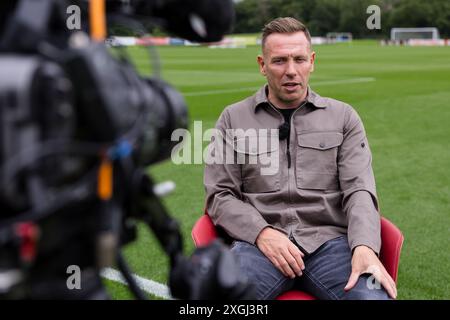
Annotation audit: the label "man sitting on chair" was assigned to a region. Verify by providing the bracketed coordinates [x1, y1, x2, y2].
[204, 17, 396, 300]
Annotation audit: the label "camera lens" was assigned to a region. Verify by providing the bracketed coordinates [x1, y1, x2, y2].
[138, 78, 189, 165]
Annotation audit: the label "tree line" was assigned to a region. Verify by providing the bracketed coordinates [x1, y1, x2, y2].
[233, 0, 450, 38]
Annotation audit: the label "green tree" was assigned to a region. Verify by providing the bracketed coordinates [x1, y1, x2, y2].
[339, 0, 385, 38]
[233, 0, 450, 38]
[307, 0, 341, 36]
[419, 0, 450, 37]
[270, 0, 315, 23]
[388, 0, 433, 29]
[234, 0, 265, 33]
[233, 0, 317, 34]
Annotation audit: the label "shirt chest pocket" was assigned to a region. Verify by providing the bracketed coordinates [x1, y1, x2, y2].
[296, 132, 343, 190]
[234, 135, 280, 193]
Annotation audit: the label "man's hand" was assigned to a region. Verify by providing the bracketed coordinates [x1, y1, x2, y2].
[344, 245, 397, 299]
[255, 227, 305, 279]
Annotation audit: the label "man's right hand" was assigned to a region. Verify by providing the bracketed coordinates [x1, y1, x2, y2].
[255, 227, 305, 279]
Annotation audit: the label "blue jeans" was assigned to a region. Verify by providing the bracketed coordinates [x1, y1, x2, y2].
[231, 236, 391, 300]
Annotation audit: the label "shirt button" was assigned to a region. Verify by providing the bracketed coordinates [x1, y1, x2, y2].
[319, 142, 325, 148]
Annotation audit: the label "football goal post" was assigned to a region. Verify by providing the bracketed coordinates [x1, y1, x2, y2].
[390, 27, 440, 41]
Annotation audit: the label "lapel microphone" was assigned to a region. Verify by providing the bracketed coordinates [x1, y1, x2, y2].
[278, 121, 290, 140]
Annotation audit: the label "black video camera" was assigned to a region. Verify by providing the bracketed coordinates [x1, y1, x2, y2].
[0, 0, 253, 300]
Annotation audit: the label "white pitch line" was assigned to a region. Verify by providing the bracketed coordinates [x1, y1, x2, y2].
[101, 267, 172, 300]
[182, 77, 375, 97]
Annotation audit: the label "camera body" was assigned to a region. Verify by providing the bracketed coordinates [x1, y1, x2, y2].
[0, 0, 252, 300]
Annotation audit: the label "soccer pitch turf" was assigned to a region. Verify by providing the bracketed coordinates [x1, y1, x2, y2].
[104, 41, 450, 300]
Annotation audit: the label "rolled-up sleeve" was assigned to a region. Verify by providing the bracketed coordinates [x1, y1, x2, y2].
[338, 106, 381, 255]
[204, 109, 270, 244]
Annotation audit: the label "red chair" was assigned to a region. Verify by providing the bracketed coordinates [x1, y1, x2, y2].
[192, 212, 404, 300]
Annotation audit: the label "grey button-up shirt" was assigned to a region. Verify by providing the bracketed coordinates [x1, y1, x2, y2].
[204, 85, 381, 254]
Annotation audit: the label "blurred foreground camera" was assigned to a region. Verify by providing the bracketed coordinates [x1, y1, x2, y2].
[0, 0, 253, 300]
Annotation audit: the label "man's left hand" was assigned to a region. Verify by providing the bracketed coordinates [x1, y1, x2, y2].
[344, 245, 397, 299]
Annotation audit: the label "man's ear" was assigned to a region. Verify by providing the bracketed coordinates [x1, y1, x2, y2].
[257, 55, 266, 76]
[310, 51, 316, 73]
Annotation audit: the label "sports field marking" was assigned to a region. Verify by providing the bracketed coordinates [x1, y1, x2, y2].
[182, 77, 375, 97]
[101, 267, 172, 299]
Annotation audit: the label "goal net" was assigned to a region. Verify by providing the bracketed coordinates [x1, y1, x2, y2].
[390, 28, 440, 41]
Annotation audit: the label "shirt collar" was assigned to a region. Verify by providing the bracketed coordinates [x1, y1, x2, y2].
[253, 84, 328, 112]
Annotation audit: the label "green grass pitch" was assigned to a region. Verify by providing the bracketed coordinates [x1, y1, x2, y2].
[104, 40, 450, 300]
